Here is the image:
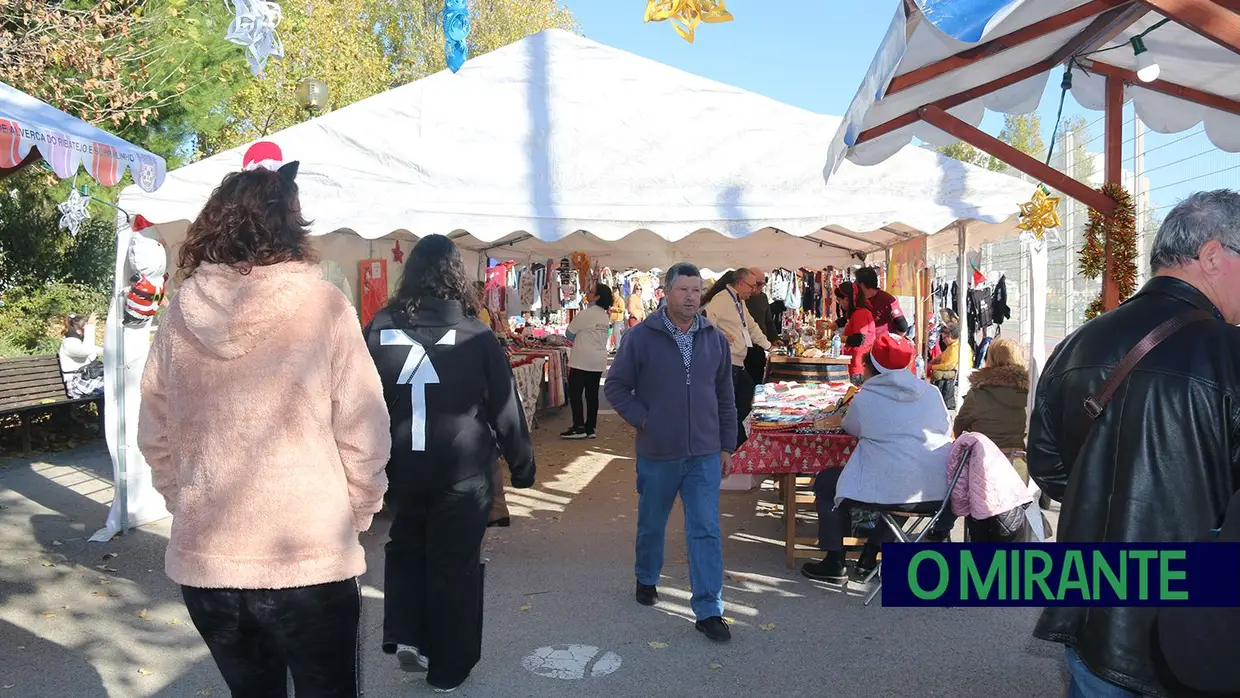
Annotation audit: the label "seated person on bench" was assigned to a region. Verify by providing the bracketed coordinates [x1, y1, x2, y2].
[801, 334, 954, 585]
[58, 314, 104, 399]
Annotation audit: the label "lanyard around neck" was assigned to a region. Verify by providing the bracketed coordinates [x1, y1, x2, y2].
[726, 287, 748, 328]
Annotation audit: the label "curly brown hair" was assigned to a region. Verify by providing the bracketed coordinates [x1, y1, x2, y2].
[391, 234, 478, 318]
[177, 168, 315, 279]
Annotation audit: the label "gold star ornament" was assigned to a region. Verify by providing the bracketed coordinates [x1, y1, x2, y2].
[644, 0, 734, 43]
[1018, 185, 1062, 241]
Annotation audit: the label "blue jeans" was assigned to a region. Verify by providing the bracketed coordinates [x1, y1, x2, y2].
[635, 454, 724, 621]
[1065, 647, 1152, 697]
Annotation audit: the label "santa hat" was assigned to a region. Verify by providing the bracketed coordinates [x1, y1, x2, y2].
[242, 141, 284, 171]
[870, 333, 916, 374]
[132, 214, 154, 232]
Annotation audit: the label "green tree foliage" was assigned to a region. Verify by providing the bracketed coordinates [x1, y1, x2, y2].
[934, 114, 1046, 173]
[935, 142, 1004, 172]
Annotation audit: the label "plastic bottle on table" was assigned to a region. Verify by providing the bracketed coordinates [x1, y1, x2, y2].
[830, 333, 841, 358]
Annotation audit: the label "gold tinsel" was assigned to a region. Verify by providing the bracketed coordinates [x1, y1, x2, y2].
[1080, 183, 1138, 320]
[644, 0, 734, 43]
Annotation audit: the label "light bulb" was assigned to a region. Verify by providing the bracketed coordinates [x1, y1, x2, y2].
[1131, 36, 1160, 82]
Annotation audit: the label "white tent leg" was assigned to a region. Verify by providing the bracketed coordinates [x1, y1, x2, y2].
[956, 222, 969, 405]
[1025, 237, 1048, 435]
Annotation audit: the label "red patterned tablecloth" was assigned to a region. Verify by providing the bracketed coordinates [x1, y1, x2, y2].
[730, 430, 858, 475]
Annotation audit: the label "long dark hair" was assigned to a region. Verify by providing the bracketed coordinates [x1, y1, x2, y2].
[593, 283, 614, 310]
[178, 168, 315, 280]
[702, 270, 737, 306]
[391, 234, 477, 318]
[835, 281, 869, 315]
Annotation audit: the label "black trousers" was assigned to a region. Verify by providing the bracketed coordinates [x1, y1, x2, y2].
[732, 365, 755, 448]
[383, 474, 489, 689]
[813, 468, 956, 552]
[743, 346, 767, 386]
[567, 368, 603, 430]
[181, 579, 361, 698]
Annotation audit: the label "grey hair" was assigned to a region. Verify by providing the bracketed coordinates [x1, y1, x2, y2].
[664, 262, 701, 288]
[1150, 189, 1240, 273]
[733, 267, 756, 282]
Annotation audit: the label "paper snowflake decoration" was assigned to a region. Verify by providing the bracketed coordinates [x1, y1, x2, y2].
[226, 0, 285, 76]
[57, 188, 90, 237]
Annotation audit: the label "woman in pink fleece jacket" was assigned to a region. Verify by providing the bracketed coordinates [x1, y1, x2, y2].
[137, 160, 391, 697]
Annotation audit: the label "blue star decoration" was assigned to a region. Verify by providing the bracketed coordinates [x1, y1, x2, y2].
[443, 0, 470, 73]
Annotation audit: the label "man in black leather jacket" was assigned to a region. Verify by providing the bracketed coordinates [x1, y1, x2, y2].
[1029, 190, 1240, 697]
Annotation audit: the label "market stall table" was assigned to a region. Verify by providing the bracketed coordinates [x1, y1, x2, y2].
[729, 381, 861, 568]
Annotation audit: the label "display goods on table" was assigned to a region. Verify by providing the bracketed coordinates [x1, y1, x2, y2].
[733, 382, 859, 476]
[504, 335, 569, 409]
[509, 356, 547, 430]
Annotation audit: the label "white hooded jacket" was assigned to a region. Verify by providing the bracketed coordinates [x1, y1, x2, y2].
[835, 368, 953, 506]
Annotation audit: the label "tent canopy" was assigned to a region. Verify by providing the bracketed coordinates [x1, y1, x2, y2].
[825, 0, 1240, 177]
[118, 29, 1034, 271]
[0, 80, 166, 191]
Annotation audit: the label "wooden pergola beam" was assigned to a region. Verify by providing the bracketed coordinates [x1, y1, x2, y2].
[855, 2, 1141, 146]
[919, 105, 1119, 215]
[1079, 58, 1240, 115]
[886, 0, 1130, 96]
[0, 149, 40, 181]
[1135, 0, 1240, 55]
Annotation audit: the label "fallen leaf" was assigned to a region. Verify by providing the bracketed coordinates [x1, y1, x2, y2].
[648, 641, 669, 649]
[95, 565, 119, 573]
[519, 604, 532, 611]
[3, 683, 14, 689]
[51, 540, 63, 547]
[709, 662, 723, 670]
[41, 561, 54, 568]
[137, 609, 149, 621]
[101, 552, 118, 561]
[98, 577, 110, 585]
[40, 611, 56, 619]
[137, 668, 153, 677]
[195, 688, 214, 696]
[759, 623, 777, 631]
[167, 618, 180, 625]
[723, 616, 736, 624]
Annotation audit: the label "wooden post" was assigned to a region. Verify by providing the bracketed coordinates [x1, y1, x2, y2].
[1102, 76, 1124, 312]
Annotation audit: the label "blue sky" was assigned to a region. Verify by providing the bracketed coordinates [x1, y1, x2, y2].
[560, 0, 1240, 218]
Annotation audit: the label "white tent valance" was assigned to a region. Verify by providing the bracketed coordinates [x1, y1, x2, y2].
[118, 29, 1033, 271]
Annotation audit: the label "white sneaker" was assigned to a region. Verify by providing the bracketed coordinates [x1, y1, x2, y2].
[395, 644, 428, 673]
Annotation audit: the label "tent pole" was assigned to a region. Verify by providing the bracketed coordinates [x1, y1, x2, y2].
[956, 222, 969, 408]
[1101, 76, 1124, 311]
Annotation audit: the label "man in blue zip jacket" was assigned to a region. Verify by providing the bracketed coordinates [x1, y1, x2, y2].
[604, 262, 738, 643]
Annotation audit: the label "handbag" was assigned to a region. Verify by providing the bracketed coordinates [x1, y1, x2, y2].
[1082, 310, 1215, 421]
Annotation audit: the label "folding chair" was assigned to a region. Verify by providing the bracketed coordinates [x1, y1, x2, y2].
[841, 443, 972, 607]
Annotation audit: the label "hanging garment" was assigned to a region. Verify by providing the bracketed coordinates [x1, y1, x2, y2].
[518, 268, 535, 309]
[974, 335, 994, 369]
[992, 275, 1011, 326]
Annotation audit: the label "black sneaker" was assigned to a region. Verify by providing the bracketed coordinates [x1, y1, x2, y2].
[852, 546, 880, 582]
[695, 616, 731, 642]
[487, 516, 511, 528]
[801, 553, 848, 584]
[635, 582, 658, 606]
[560, 426, 588, 440]
[585, 428, 597, 439]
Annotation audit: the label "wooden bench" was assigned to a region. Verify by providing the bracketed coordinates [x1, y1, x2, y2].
[0, 355, 103, 455]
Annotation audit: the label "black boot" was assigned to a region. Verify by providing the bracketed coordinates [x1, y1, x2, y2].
[852, 544, 880, 582]
[801, 551, 848, 584]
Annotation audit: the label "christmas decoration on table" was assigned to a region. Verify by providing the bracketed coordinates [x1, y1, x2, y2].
[1017, 184, 1062, 245]
[442, 0, 471, 73]
[644, 0, 734, 43]
[56, 186, 91, 237]
[391, 240, 404, 263]
[124, 215, 169, 329]
[1078, 182, 1137, 320]
[225, 0, 285, 77]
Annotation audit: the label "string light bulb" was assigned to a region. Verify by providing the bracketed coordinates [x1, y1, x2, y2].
[1130, 36, 1159, 82]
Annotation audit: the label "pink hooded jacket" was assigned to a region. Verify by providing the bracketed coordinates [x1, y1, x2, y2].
[948, 432, 1033, 520]
[137, 261, 391, 590]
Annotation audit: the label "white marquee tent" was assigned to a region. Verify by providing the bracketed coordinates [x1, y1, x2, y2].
[96, 28, 1036, 539]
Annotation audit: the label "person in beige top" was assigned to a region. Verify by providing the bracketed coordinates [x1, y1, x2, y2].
[137, 159, 391, 697]
[703, 267, 771, 447]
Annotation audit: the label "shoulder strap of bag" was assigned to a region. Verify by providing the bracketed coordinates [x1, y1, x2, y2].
[1083, 310, 1215, 421]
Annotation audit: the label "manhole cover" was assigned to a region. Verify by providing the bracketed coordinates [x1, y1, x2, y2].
[522, 644, 622, 680]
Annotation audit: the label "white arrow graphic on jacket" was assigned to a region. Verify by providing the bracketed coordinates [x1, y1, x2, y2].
[381, 329, 456, 451]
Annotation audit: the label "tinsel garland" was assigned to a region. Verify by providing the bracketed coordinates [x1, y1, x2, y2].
[1079, 182, 1137, 320]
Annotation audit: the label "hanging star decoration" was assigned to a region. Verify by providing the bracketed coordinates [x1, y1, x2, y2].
[1018, 184, 1062, 243]
[57, 188, 90, 237]
[225, 0, 285, 77]
[392, 240, 404, 263]
[644, 0, 734, 43]
[443, 0, 471, 73]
